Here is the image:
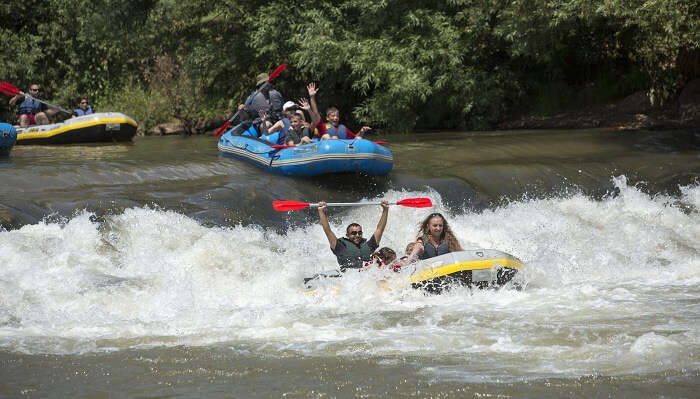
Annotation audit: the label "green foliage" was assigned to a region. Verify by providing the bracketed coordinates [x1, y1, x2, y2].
[1, 0, 698, 131]
[94, 79, 170, 134]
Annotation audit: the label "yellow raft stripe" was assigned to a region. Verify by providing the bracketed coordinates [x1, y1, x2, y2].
[409, 258, 522, 284]
[17, 117, 137, 140]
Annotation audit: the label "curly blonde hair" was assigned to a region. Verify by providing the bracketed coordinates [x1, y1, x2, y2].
[417, 212, 463, 252]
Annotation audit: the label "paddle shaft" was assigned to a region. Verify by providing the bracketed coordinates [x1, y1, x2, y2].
[24, 95, 72, 115]
[1, 83, 71, 115]
[229, 81, 269, 124]
[272, 197, 431, 211]
[310, 201, 396, 207]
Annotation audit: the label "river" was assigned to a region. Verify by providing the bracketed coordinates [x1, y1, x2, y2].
[1, 129, 699, 397]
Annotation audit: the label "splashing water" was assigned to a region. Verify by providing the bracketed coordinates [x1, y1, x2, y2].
[1, 177, 698, 380]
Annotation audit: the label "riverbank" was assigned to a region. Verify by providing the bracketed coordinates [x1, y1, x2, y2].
[498, 81, 700, 131]
[143, 80, 700, 135]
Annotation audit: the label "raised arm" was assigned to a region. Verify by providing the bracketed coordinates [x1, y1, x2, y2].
[307, 82, 321, 127]
[298, 98, 319, 128]
[373, 200, 390, 245]
[318, 201, 338, 250]
[356, 125, 372, 137]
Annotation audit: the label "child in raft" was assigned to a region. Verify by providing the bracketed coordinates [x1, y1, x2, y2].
[364, 242, 424, 271]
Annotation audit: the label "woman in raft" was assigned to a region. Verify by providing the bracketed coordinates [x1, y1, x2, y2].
[414, 212, 463, 260]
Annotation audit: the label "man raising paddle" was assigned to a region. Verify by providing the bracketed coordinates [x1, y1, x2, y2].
[318, 200, 389, 271]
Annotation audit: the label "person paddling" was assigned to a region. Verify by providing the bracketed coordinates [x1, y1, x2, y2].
[318, 200, 389, 271]
[238, 72, 284, 127]
[8, 84, 57, 127]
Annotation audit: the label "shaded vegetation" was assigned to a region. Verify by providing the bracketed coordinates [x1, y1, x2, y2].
[1, 0, 698, 132]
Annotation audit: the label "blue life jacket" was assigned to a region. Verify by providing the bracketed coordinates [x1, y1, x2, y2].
[73, 106, 93, 116]
[325, 123, 348, 139]
[18, 97, 44, 115]
[276, 118, 291, 144]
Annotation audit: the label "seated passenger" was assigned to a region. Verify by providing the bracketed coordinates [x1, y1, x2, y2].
[366, 242, 423, 271]
[73, 96, 94, 117]
[262, 91, 318, 139]
[9, 84, 56, 127]
[365, 247, 397, 269]
[305, 82, 328, 140]
[415, 212, 463, 260]
[285, 113, 312, 146]
[325, 107, 371, 139]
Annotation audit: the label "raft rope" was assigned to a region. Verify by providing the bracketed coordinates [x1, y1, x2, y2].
[223, 136, 368, 168]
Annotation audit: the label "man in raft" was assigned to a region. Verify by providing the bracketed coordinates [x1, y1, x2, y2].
[238, 72, 284, 129]
[9, 84, 57, 127]
[317, 200, 389, 271]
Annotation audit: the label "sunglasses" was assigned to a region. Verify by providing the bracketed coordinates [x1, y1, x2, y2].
[80, 102, 87, 104]
[348, 230, 363, 236]
[30, 88, 40, 92]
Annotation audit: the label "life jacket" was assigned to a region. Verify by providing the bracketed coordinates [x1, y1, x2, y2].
[73, 106, 93, 116]
[277, 118, 290, 144]
[335, 237, 374, 271]
[325, 123, 349, 139]
[18, 97, 44, 115]
[418, 236, 450, 259]
[245, 89, 284, 123]
[313, 121, 326, 138]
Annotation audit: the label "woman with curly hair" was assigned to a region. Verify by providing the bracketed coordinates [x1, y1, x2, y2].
[414, 212, 463, 260]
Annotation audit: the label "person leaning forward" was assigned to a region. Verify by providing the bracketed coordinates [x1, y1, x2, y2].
[9, 84, 56, 127]
[238, 72, 284, 126]
[318, 200, 389, 271]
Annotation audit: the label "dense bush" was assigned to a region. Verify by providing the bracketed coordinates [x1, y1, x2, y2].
[1, 0, 698, 132]
[95, 79, 171, 135]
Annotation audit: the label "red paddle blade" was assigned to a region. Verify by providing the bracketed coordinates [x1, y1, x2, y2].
[212, 120, 230, 138]
[396, 197, 433, 208]
[0, 82, 20, 95]
[268, 64, 288, 81]
[273, 200, 310, 211]
[374, 141, 387, 145]
[270, 144, 293, 149]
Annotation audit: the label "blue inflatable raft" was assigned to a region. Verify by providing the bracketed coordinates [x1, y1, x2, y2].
[217, 124, 393, 176]
[0, 123, 17, 156]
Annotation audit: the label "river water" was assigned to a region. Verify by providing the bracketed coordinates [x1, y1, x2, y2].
[0, 129, 698, 397]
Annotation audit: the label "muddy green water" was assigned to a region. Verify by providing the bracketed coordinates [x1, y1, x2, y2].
[0, 128, 698, 398]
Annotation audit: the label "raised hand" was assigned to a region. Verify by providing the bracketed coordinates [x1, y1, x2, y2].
[307, 82, 318, 97]
[298, 98, 311, 110]
[357, 126, 372, 137]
